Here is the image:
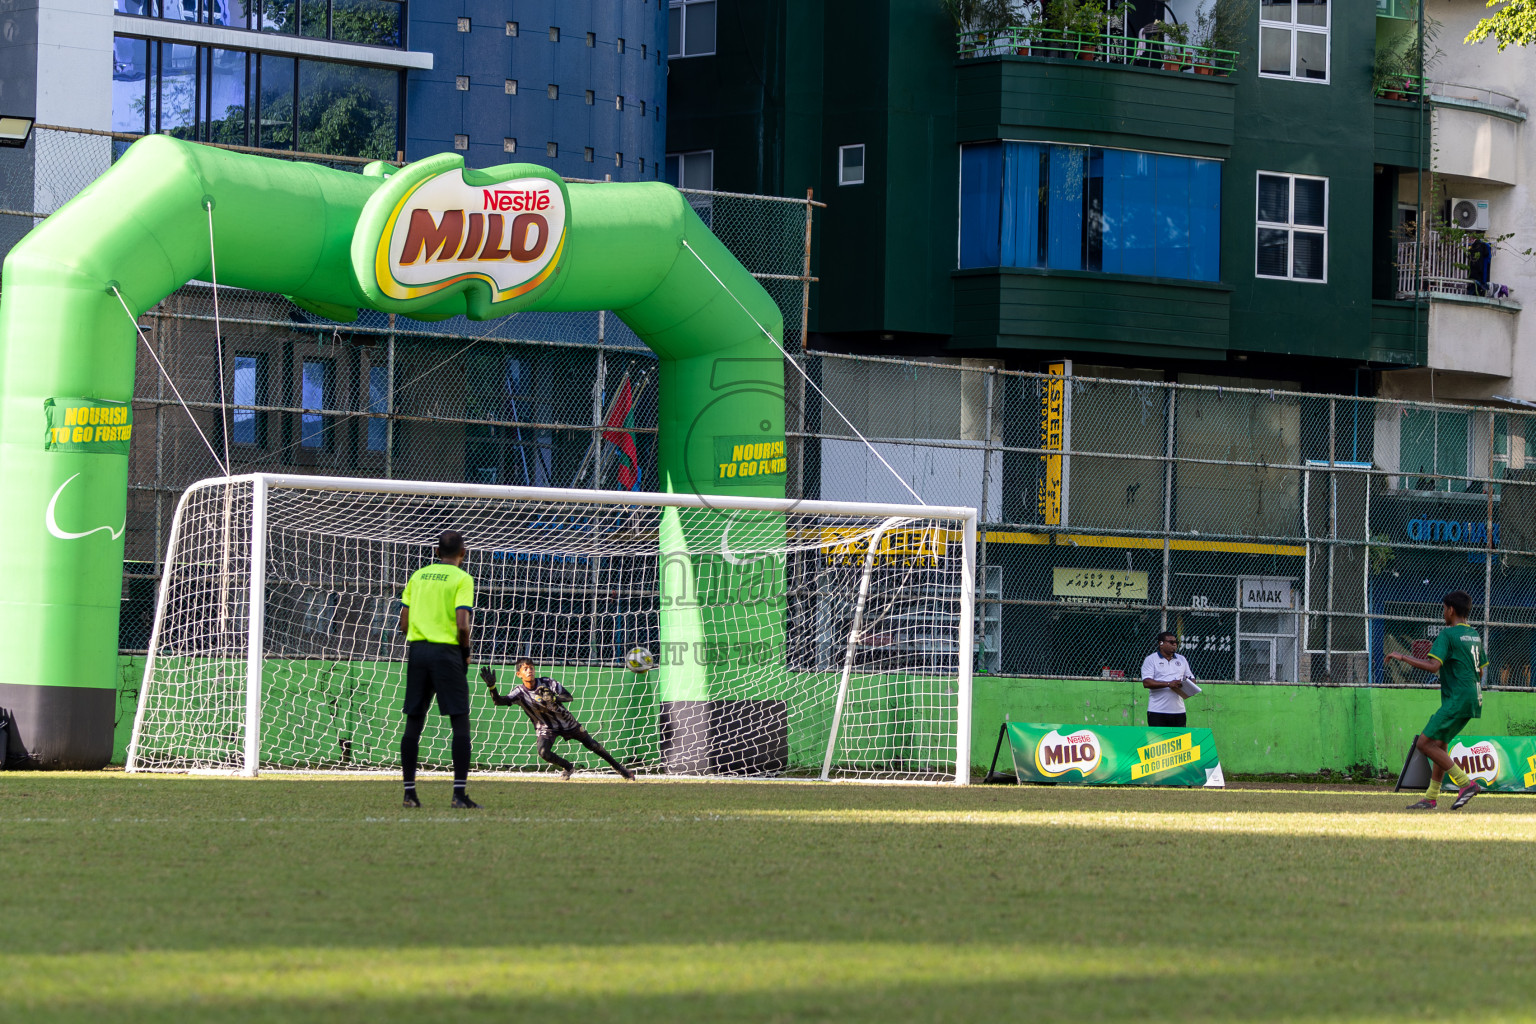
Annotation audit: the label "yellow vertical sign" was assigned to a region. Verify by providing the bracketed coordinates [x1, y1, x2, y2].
[1037, 361, 1068, 526]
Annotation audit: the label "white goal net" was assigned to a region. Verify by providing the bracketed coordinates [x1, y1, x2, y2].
[127, 475, 976, 781]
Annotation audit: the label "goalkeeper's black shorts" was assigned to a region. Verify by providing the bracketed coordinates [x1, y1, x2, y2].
[405, 641, 469, 717]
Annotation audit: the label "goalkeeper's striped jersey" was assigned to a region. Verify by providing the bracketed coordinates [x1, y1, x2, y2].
[493, 677, 582, 734]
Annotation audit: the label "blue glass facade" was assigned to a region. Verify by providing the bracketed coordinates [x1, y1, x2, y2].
[110, 0, 668, 176]
[405, 0, 668, 180]
[960, 141, 1222, 282]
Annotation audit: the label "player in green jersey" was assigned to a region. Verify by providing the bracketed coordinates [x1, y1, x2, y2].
[1384, 590, 1488, 811]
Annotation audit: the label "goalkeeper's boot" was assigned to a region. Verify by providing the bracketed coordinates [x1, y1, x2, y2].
[451, 793, 482, 809]
[402, 791, 421, 808]
[620, 768, 637, 781]
[559, 768, 573, 780]
[1404, 797, 1437, 810]
[1452, 780, 1482, 810]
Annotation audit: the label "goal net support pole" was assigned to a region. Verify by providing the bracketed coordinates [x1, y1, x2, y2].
[244, 476, 268, 778]
[127, 475, 977, 782]
[822, 516, 908, 781]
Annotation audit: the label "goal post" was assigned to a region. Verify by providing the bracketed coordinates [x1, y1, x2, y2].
[127, 474, 977, 782]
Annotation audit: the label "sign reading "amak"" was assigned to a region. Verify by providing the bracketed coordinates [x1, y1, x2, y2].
[358, 156, 568, 311]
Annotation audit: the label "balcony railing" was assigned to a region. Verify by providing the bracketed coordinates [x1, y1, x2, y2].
[1374, 72, 1425, 101]
[1427, 81, 1526, 116]
[957, 27, 1239, 76]
[1397, 230, 1505, 300]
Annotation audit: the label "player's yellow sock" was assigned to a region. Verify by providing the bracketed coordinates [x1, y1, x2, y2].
[1446, 765, 1470, 788]
[1426, 776, 1442, 801]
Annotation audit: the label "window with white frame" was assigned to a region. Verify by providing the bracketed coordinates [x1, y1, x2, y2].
[665, 150, 713, 190]
[1259, 0, 1329, 81]
[1256, 172, 1326, 282]
[839, 144, 865, 186]
[668, 0, 716, 58]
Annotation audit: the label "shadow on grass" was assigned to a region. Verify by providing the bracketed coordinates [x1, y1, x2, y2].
[5, 776, 1536, 1022]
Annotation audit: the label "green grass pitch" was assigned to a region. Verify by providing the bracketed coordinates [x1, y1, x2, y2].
[5, 775, 1536, 1023]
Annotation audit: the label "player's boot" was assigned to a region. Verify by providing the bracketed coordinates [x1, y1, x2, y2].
[620, 767, 637, 781]
[558, 767, 573, 780]
[451, 793, 481, 809]
[1452, 780, 1482, 809]
[402, 791, 421, 808]
[1404, 797, 1437, 810]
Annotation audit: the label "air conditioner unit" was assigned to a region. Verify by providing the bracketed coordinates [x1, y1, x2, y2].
[1450, 197, 1491, 232]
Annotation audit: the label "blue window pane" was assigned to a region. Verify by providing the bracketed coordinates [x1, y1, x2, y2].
[1154, 155, 1191, 280]
[297, 59, 399, 160]
[213, 1, 255, 28]
[332, 0, 403, 46]
[259, 0, 299, 34]
[159, 44, 197, 136]
[207, 49, 248, 145]
[301, 359, 328, 448]
[112, 37, 151, 134]
[1098, 148, 1123, 274]
[257, 55, 294, 149]
[232, 355, 257, 445]
[367, 365, 388, 452]
[1000, 143, 1041, 267]
[1190, 159, 1222, 281]
[959, 143, 1002, 268]
[1046, 146, 1085, 270]
[964, 141, 1222, 282]
[1121, 152, 1156, 276]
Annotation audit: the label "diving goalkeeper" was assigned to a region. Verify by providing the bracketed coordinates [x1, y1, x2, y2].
[481, 658, 636, 780]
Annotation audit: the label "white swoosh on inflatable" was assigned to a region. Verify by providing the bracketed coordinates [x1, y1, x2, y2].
[719, 520, 763, 567]
[46, 473, 125, 541]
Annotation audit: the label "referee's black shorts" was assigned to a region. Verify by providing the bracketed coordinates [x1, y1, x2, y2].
[405, 641, 469, 717]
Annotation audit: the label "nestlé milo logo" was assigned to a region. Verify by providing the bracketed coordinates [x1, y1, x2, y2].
[1450, 739, 1500, 785]
[1034, 728, 1102, 778]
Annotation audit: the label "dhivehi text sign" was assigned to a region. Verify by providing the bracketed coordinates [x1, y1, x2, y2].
[1052, 567, 1147, 601]
[1007, 723, 1225, 787]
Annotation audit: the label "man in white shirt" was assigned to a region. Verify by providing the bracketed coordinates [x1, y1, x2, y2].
[1141, 631, 1195, 727]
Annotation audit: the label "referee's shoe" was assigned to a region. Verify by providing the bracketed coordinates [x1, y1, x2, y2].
[451, 793, 481, 809]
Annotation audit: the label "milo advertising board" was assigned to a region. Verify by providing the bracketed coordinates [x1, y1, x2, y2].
[1396, 735, 1536, 794]
[1006, 723, 1226, 787]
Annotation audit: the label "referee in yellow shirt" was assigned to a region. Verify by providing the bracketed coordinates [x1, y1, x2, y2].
[397, 530, 479, 808]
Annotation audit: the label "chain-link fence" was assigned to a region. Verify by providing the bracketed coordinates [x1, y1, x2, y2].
[7, 128, 1529, 694]
[800, 354, 1536, 692]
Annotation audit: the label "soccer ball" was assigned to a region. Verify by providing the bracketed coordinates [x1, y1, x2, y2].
[625, 646, 656, 673]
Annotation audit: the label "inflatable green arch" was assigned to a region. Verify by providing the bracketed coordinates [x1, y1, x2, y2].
[0, 136, 785, 768]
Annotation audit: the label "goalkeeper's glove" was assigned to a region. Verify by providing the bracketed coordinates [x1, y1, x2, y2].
[479, 666, 498, 690]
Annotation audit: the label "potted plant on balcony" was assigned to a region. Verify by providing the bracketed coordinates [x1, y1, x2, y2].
[1012, 2, 1044, 55]
[944, 0, 1034, 57]
[1372, 35, 1414, 100]
[1063, 0, 1109, 61]
[1191, 0, 1253, 76]
[1154, 20, 1191, 70]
